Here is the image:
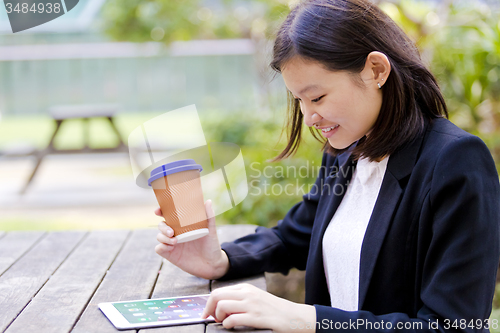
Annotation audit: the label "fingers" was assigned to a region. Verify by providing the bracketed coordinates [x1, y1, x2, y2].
[221, 313, 257, 330]
[155, 243, 173, 256]
[205, 200, 218, 236]
[201, 285, 249, 320]
[157, 221, 177, 250]
[154, 207, 162, 217]
[158, 221, 174, 237]
[203, 297, 262, 329]
[201, 284, 276, 331]
[214, 300, 247, 323]
[205, 199, 215, 220]
[157, 231, 177, 245]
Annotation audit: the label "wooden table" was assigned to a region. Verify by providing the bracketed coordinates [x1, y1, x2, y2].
[21, 104, 127, 194]
[0, 225, 272, 333]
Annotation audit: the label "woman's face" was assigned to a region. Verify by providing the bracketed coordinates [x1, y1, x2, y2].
[281, 56, 384, 150]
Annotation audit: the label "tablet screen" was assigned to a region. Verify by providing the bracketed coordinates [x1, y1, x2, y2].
[112, 295, 210, 324]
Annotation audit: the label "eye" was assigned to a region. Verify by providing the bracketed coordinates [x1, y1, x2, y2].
[312, 95, 325, 103]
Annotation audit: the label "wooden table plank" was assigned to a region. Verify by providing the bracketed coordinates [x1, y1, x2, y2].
[136, 241, 212, 333]
[207, 324, 273, 332]
[5, 230, 129, 333]
[0, 231, 45, 276]
[72, 228, 163, 333]
[0, 231, 86, 332]
[213, 225, 266, 291]
[135, 262, 209, 333]
[207, 225, 272, 333]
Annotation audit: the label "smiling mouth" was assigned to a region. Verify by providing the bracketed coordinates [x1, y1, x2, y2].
[321, 125, 339, 133]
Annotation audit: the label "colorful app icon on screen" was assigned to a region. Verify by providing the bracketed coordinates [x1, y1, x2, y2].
[158, 316, 172, 320]
[124, 304, 137, 307]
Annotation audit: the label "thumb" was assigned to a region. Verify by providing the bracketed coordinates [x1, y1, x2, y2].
[205, 199, 217, 234]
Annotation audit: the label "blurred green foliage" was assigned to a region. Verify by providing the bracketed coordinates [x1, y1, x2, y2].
[430, 6, 500, 165]
[380, 0, 500, 169]
[101, 0, 201, 43]
[201, 111, 323, 226]
[100, 0, 290, 42]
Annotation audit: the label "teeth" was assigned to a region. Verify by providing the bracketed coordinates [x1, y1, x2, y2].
[322, 125, 339, 133]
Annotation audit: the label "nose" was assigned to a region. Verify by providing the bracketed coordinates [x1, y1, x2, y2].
[302, 105, 322, 127]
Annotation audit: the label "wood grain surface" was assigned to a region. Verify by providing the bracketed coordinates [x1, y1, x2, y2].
[0, 226, 272, 333]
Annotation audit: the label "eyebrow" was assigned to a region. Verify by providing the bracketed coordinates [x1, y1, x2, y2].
[294, 84, 320, 96]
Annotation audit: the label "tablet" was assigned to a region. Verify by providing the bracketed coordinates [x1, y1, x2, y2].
[98, 294, 215, 330]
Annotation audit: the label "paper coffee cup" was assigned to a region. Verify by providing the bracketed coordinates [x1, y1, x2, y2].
[148, 159, 209, 243]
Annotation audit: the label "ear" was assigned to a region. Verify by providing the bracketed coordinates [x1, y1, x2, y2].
[362, 51, 391, 88]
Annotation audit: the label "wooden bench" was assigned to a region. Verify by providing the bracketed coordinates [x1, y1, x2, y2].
[21, 104, 127, 194]
[0, 225, 272, 333]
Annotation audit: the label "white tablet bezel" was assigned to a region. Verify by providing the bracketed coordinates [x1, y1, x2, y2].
[98, 294, 215, 330]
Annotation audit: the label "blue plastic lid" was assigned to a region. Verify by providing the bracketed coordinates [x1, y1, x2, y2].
[148, 159, 203, 186]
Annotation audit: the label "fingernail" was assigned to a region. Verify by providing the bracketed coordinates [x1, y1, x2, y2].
[168, 230, 173, 237]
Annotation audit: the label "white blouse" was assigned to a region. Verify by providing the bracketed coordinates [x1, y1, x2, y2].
[322, 155, 389, 311]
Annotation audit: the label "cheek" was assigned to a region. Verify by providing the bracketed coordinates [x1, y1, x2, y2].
[346, 89, 376, 125]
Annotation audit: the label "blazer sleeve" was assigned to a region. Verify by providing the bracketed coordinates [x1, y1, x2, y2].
[314, 135, 500, 332]
[218, 151, 333, 281]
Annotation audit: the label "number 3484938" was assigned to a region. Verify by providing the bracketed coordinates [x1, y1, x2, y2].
[5, 2, 61, 14]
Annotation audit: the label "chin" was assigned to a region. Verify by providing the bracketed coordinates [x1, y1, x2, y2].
[328, 139, 352, 150]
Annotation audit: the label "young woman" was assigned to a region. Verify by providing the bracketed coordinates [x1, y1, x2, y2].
[154, 0, 500, 331]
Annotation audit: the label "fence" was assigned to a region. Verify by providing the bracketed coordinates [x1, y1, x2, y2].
[0, 39, 285, 116]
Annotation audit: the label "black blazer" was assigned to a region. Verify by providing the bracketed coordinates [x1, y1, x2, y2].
[220, 118, 500, 332]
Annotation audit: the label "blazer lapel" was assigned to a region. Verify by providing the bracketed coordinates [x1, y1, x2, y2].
[305, 152, 356, 305]
[358, 126, 427, 308]
[357, 168, 402, 308]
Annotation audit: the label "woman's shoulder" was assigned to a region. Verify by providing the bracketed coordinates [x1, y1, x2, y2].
[427, 117, 473, 140]
[420, 117, 496, 176]
[423, 117, 488, 154]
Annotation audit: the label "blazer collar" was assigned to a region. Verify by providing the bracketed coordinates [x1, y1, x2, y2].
[385, 119, 428, 181]
[359, 119, 429, 308]
[334, 120, 427, 180]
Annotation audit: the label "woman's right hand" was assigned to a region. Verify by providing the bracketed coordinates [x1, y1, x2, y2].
[154, 199, 230, 280]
